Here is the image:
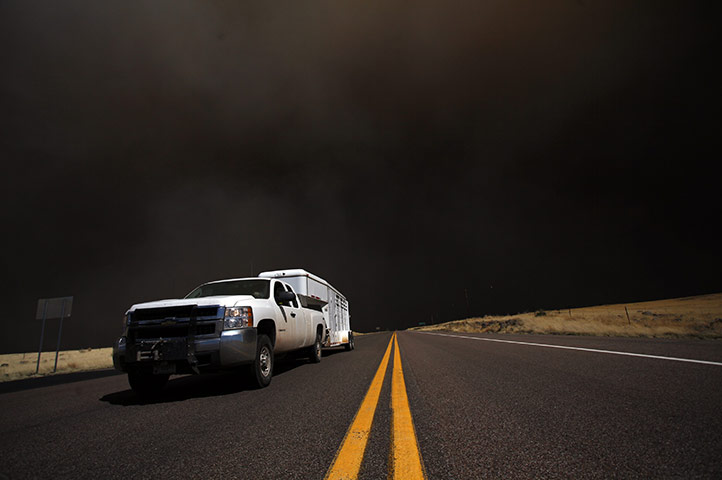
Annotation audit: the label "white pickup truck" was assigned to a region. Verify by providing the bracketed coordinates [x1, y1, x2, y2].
[112, 269, 352, 396]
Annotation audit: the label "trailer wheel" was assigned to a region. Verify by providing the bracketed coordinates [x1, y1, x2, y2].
[344, 332, 355, 351]
[128, 372, 169, 398]
[308, 332, 322, 363]
[249, 334, 273, 388]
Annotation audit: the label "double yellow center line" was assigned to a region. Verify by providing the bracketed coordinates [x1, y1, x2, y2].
[324, 332, 426, 480]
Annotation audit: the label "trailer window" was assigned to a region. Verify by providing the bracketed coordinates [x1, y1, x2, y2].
[185, 279, 270, 299]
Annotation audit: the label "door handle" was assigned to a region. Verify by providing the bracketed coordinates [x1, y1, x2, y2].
[290, 312, 296, 318]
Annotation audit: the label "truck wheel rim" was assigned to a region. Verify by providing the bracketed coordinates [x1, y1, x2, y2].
[259, 347, 271, 377]
[315, 340, 321, 357]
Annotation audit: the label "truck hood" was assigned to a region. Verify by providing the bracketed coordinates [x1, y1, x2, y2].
[129, 295, 259, 311]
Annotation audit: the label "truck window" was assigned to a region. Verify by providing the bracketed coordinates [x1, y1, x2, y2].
[274, 282, 292, 307]
[285, 285, 299, 308]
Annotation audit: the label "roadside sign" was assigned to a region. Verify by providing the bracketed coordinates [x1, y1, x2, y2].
[35, 296, 73, 374]
[35, 297, 73, 320]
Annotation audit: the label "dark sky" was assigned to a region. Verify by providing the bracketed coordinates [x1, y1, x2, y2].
[1, 1, 720, 353]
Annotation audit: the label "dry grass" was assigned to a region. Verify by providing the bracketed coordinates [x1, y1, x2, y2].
[353, 330, 389, 336]
[0, 347, 113, 383]
[412, 293, 722, 339]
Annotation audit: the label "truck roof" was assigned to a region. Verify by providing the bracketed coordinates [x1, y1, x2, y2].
[201, 277, 269, 285]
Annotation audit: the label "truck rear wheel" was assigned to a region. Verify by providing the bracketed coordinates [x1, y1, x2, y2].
[128, 372, 169, 398]
[307, 332, 322, 363]
[344, 332, 355, 351]
[250, 334, 273, 388]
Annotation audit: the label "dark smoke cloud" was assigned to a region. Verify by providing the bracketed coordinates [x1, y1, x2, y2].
[1, 1, 720, 352]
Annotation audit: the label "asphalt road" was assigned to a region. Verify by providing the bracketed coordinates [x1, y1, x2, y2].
[1, 331, 721, 479]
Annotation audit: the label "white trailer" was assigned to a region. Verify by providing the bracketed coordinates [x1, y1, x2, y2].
[258, 269, 353, 349]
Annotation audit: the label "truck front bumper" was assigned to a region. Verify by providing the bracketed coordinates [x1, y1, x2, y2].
[113, 328, 257, 374]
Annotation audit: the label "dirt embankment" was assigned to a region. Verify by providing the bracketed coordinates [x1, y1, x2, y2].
[412, 293, 722, 339]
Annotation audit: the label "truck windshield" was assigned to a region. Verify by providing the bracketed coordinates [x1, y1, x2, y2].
[185, 279, 270, 299]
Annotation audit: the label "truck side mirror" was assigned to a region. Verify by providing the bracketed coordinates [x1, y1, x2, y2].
[277, 291, 295, 305]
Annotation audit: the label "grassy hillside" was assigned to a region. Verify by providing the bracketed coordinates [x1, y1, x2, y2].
[412, 293, 722, 339]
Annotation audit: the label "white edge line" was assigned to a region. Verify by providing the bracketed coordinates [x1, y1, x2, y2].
[417, 332, 722, 366]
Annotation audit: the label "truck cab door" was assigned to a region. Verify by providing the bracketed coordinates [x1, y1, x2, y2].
[273, 281, 296, 352]
[283, 285, 309, 349]
[274, 282, 305, 349]
[286, 285, 312, 346]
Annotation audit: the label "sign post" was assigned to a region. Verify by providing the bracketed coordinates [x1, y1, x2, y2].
[36, 301, 49, 374]
[35, 297, 73, 374]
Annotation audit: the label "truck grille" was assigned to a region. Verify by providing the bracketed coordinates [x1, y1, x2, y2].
[131, 305, 222, 321]
[131, 323, 216, 340]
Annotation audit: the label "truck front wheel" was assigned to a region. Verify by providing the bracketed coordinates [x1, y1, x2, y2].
[128, 372, 169, 398]
[250, 334, 273, 388]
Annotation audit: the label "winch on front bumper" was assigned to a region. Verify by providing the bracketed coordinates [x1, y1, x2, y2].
[112, 305, 257, 375]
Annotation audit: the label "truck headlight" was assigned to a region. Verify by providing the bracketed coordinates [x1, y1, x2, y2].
[224, 306, 253, 329]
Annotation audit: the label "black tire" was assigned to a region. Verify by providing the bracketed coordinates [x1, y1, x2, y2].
[250, 334, 273, 388]
[307, 331, 322, 363]
[128, 372, 169, 398]
[344, 332, 355, 351]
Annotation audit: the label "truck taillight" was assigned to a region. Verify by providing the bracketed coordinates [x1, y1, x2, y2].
[224, 306, 253, 329]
